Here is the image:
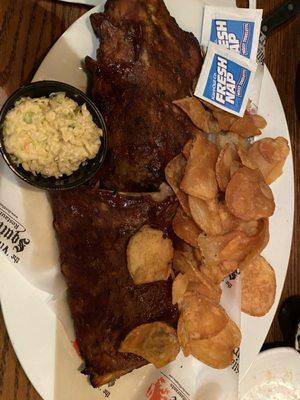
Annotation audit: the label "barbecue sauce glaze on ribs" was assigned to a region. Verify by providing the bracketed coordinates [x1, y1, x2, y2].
[51, 0, 202, 387]
[51, 188, 179, 386]
[86, 0, 202, 191]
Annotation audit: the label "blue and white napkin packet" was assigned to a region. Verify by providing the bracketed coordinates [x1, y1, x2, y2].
[201, 7, 262, 61]
[196, 43, 256, 116]
[195, 7, 263, 116]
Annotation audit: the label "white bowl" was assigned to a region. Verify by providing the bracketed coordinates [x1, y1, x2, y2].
[239, 347, 300, 399]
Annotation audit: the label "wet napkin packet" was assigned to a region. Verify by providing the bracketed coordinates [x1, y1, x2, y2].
[195, 42, 257, 116]
[201, 6, 262, 61]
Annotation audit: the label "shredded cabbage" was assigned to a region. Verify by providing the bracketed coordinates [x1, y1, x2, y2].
[3, 92, 102, 178]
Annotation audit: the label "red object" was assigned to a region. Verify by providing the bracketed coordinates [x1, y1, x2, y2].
[71, 340, 81, 356]
[147, 377, 170, 400]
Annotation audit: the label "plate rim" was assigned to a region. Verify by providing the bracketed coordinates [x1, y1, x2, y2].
[0, 1, 295, 399]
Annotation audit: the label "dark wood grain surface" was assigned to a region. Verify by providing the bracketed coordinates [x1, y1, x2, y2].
[0, 0, 299, 399]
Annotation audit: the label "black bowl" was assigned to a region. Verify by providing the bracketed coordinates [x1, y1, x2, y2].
[0, 81, 107, 190]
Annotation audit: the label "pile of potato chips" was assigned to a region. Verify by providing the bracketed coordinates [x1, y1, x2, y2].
[166, 96, 289, 368]
[121, 96, 289, 370]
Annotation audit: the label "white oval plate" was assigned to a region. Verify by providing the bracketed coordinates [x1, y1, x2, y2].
[0, 1, 294, 399]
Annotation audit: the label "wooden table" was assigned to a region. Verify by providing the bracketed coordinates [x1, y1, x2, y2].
[0, 0, 299, 398]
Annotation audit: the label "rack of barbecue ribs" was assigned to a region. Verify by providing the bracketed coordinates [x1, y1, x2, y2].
[86, 0, 202, 191]
[51, 188, 179, 386]
[51, 0, 202, 388]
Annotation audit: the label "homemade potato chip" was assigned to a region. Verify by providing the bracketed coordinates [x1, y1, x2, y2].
[200, 99, 220, 113]
[177, 316, 191, 356]
[220, 231, 260, 263]
[179, 291, 228, 340]
[172, 207, 201, 247]
[237, 146, 256, 170]
[216, 143, 240, 192]
[225, 167, 275, 221]
[127, 225, 173, 284]
[119, 322, 180, 368]
[230, 113, 264, 137]
[165, 154, 191, 215]
[201, 260, 238, 284]
[251, 114, 267, 129]
[239, 218, 269, 270]
[198, 231, 239, 283]
[182, 139, 193, 159]
[230, 160, 242, 177]
[188, 196, 223, 235]
[220, 218, 269, 267]
[237, 219, 260, 236]
[187, 279, 222, 305]
[218, 202, 238, 233]
[173, 249, 201, 278]
[238, 137, 289, 184]
[216, 132, 249, 151]
[218, 201, 259, 236]
[193, 247, 202, 263]
[241, 255, 276, 316]
[181, 134, 219, 200]
[213, 110, 237, 131]
[172, 250, 222, 303]
[197, 231, 236, 267]
[177, 239, 200, 259]
[172, 273, 189, 305]
[197, 215, 268, 282]
[185, 319, 241, 369]
[173, 96, 210, 132]
[210, 109, 266, 138]
[206, 111, 220, 134]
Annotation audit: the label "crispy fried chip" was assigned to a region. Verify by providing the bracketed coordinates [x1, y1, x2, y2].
[172, 273, 189, 305]
[216, 132, 249, 151]
[193, 247, 202, 263]
[165, 154, 191, 215]
[173, 250, 222, 303]
[220, 231, 259, 263]
[187, 279, 222, 304]
[198, 218, 269, 277]
[216, 143, 240, 192]
[241, 255, 276, 316]
[188, 196, 223, 235]
[182, 139, 193, 159]
[218, 203, 259, 236]
[200, 99, 220, 113]
[230, 159, 242, 177]
[197, 231, 239, 283]
[213, 110, 237, 131]
[218, 202, 239, 233]
[225, 167, 275, 221]
[197, 218, 267, 281]
[177, 315, 191, 356]
[252, 114, 267, 129]
[230, 113, 264, 137]
[173, 249, 201, 277]
[127, 225, 173, 284]
[181, 134, 219, 200]
[173, 96, 210, 132]
[119, 322, 180, 368]
[179, 291, 228, 340]
[239, 218, 269, 270]
[184, 319, 241, 369]
[237, 145, 256, 170]
[206, 111, 220, 134]
[237, 219, 260, 236]
[172, 207, 201, 247]
[238, 137, 289, 184]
